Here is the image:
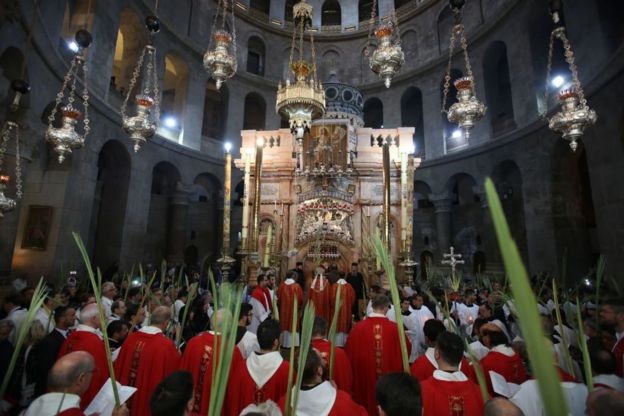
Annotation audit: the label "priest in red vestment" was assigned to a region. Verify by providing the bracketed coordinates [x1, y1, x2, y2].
[180, 309, 244, 415]
[249, 274, 272, 334]
[114, 306, 180, 416]
[345, 294, 411, 415]
[225, 319, 290, 416]
[410, 319, 477, 383]
[420, 331, 485, 415]
[277, 270, 304, 347]
[330, 275, 356, 347]
[600, 298, 624, 377]
[309, 266, 331, 323]
[57, 304, 110, 410]
[479, 323, 527, 396]
[278, 348, 367, 415]
[311, 317, 353, 393]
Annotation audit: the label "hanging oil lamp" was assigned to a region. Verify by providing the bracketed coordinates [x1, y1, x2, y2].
[203, 0, 237, 89]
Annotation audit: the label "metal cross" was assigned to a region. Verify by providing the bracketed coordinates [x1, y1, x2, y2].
[441, 246, 465, 277]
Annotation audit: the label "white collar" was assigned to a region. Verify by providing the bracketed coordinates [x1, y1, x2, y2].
[293, 381, 336, 416]
[246, 351, 283, 388]
[76, 324, 102, 338]
[433, 369, 468, 382]
[425, 347, 438, 369]
[336, 279, 347, 285]
[55, 328, 69, 338]
[284, 278, 295, 285]
[369, 312, 388, 319]
[23, 392, 81, 416]
[491, 344, 515, 357]
[616, 331, 624, 342]
[593, 374, 624, 391]
[139, 326, 162, 335]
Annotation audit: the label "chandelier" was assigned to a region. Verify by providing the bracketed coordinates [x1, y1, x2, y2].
[441, 0, 486, 141]
[46, 30, 92, 163]
[203, 0, 237, 89]
[543, 5, 596, 152]
[366, 0, 404, 88]
[276, 0, 325, 139]
[121, 16, 161, 153]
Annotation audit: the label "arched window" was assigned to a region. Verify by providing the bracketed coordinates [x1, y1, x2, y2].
[321, 0, 341, 26]
[363, 97, 383, 128]
[250, 0, 270, 15]
[358, 0, 379, 23]
[285, 0, 296, 22]
[62, 0, 96, 41]
[243, 93, 266, 130]
[483, 41, 515, 136]
[437, 4, 454, 54]
[202, 81, 228, 140]
[401, 30, 418, 61]
[440, 68, 465, 152]
[400, 87, 424, 156]
[321, 50, 340, 82]
[111, 9, 147, 96]
[247, 36, 266, 76]
[162, 53, 189, 140]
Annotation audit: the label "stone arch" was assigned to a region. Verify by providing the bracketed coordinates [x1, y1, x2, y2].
[243, 92, 267, 130]
[111, 8, 147, 95]
[193, 172, 222, 202]
[437, 3, 454, 54]
[189, 172, 222, 263]
[162, 52, 190, 140]
[62, 0, 96, 39]
[284, 0, 297, 22]
[363, 97, 383, 128]
[250, 0, 270, 14]
[202, 80, 228, 140]
[90, 140, 131, 271]
[413, 180, 433, 208]
[483, 41, 515, 136]
[321, 0, 341, 27]
[358, 0, 378, 23]
[401, 29, 418, 61]
[445, 173, 477, 206]
[400, 87, 424, 156]
[246, 36, 266, 76]
[419, 250, 434, 280]
[0, 46, 29, 107]
[321, 49, 341, 82]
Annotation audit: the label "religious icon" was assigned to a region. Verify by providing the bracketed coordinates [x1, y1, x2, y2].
[21, 205, 54, 250]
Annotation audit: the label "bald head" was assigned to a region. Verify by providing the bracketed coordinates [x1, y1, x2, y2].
[484, 398, 523, 416]
[150, 306, 172, 329]
[586, 389, 624, 416]
[48, 351, 95, 394]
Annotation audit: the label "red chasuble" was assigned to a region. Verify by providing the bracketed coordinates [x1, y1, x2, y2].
[180, 331, 243, 415]
[309, 276, 331, 323]
[421, 370, 485, 416]
[251, 286, 271, 311]
[612, 337, 624, 377]
[480, 345, 527, 396]
[344, 316, 411, 416]
[225, 351, 290, 416]
[114, 327, 180, 416]
[330, 281, 356, 333]
[277, 381, 368, 416]
[311, 338, 353, 393]
[277, 280, 303, 332]
[58, 328, 110, 409]
[410, 347, 477, 383]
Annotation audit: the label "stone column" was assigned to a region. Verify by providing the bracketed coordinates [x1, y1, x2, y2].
[421, 78, 445, 159]
[167, 183, 191, 263]
[181, 69, 207, 150]
[431, 192, 452, 255]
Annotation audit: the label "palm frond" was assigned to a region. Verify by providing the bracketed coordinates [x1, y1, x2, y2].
[328, 284, 342, 380]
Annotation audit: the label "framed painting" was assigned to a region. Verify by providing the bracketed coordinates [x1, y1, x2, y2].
[21, 205, 53, 250]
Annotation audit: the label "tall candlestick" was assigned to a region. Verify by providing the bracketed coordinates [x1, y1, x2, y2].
[252, 142, 264, 252]
[400, 150, 408, 250]
[263, 222, 273, 268]
[241, 151, 251, 241]
[382, 143, 391, 253]
[222, 145, 232, 256]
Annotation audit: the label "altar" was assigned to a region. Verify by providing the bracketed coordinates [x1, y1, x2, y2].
[234, 80, 421, 287]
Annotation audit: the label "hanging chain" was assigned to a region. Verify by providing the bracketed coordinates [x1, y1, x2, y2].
[441, 22, 458, 114]
[121, 46, 147, 118]
[364, 0, 378, 57]
[81, 55, 90, 140]
[391, 10, 401, 45]
[441, 7, 474, 113]
[311, 32, 317, 83]
[458, 23, 475, 93]
[298, 17, 304, 64]
[208, 0, 224, 52]
[288, 18, 297, 75]
[0, 124, 10, 172]
[47, 57, 78, 126]
[14, 127, 21, 199]
[230, 0, 237, 71]
[543, 29, 556, 118]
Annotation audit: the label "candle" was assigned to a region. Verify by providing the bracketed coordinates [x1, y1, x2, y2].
[400, 151, 408, 244]
[263, 223, 273, 268]
[241, 152, 251, 240]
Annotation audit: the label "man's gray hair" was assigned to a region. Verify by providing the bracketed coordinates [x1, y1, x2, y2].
[150, 306, 172, 325]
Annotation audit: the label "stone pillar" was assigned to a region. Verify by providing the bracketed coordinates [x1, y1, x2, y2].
[421, 79, 445, 159]
[167, 183, 191, 263]
[181, 70, 207, 150]
[431, 192, 452, 255]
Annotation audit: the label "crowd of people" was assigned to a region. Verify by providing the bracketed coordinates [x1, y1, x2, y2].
[0, 261, 623, 415]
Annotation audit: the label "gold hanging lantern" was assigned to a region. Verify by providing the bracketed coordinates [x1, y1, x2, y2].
[203, 0, 237, 89]
[121, 16, 161, 153]
[441, 0, 486, 141]
[366, 0, 405, 89]
[543, 6, 596, 151]
[46, 30, 92, 163]
[276, 0, 325, 139]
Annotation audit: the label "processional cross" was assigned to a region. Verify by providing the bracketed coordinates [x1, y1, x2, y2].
[441, 246, 465, 277]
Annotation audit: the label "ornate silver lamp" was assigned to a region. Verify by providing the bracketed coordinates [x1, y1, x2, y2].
[0, 175, 16, 218]
[46, 30, 92, 163]
[441, 0, 486, 140]
[121, 16, 161, 153]
[203, 0, 237, 89]
[543, 5, 596, 151]
[365, 0, 404, 88]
